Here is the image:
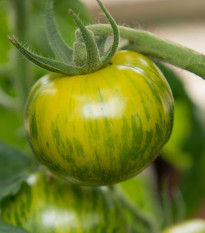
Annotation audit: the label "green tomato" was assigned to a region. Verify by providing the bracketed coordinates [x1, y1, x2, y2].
[1, 172, 128, 233]
[162, 219, 205, 233]
[25, 50, 174, 186]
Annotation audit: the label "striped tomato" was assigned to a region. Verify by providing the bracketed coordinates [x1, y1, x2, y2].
[162, 219, 205, 233]
[25, 50, 174, 186]
[1, 172, 127, 233]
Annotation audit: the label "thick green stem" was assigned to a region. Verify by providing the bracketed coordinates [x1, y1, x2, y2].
[8, 0, 33, 111]
[109, 186, 158, 233]
[86, 24, 205, 79]
[119, 194, 158, 233]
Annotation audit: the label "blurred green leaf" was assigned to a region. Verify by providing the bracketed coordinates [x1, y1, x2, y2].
[156, 62, 205, 217]
[0, 1, 10, 64]
[0, 141, 31, 200]
[0, 141, 30, 179]
[0, 0, 93, 148]
[27, 0, 92, 57]
[0, 107, 27, 150]
[118, 168, 162, 232]
[0, 219, 27, 233]
[119, 168, 161, 218]
[162, 99, 192, 170]
[181, 148, 205, 216]
[160, 179, 186, 229]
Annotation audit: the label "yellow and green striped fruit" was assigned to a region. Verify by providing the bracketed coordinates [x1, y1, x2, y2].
[1, 172, 128, 233]
[162, 219, 205, 233]
[25, 50, 174, 186]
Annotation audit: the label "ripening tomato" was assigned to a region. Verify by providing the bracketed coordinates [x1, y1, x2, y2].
[25, 50, 174, 186]
[162, 219, 205, 233]
[1, 172, 128, 233]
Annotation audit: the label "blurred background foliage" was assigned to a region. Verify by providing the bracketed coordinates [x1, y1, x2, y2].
[0, 0, 205, 232]
[0, 0, 92, 151]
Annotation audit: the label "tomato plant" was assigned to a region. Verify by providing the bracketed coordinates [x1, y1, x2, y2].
[1, 0, 205, 232]
[1, 172, 128, 233]
[24, 50, 174, 186]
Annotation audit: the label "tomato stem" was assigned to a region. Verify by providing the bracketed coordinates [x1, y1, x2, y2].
[86, 24, 205, 79]
[8, 0, 33, 111]
[0, 64, 20, 110]
[9, 0, 205, 80]
[110, 186, 159, 233]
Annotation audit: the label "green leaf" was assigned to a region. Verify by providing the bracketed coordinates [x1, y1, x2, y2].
[0, 219, 27, 233]
[155, 62, 205, 216]
[161, 99, 192, 170]
[0, 141, 31, 200]
[54, 0, 92, 46]
[118, 168, 162, 233]
[0, 107, 27, 151]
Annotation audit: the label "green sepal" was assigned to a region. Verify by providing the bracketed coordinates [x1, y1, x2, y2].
[71, 0, 119, 71]
[9, 0, 120, 76]
[96, 0, 119, 66]
[0, 219, 28, 233]
[72, 38, 87, 66]
[45, 0, 73, 63]
[70, 9, 102, 72]
[96, 35, 108, 57]
[8, 36, 82, 75]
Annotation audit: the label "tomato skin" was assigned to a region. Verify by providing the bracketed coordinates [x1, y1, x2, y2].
[25, 50, 174, 186]
[162, 219, 205, 233]
[1, 172, 127, 233]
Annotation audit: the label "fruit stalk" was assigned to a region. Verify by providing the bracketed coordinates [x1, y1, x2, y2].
[110, 186, 159, 233]
[85, 24, 205, 79]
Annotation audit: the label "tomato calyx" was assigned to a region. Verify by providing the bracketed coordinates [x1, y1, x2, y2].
[8, 0, 119, 76]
